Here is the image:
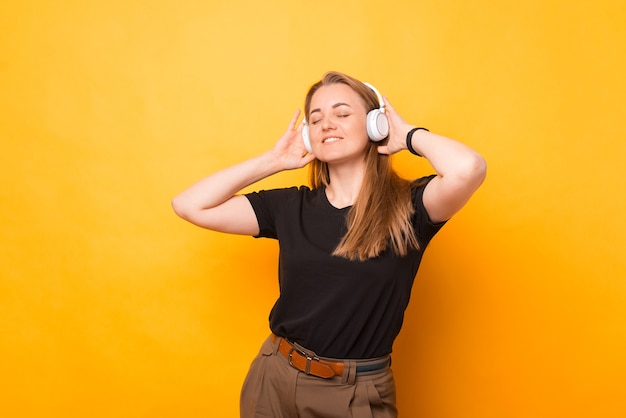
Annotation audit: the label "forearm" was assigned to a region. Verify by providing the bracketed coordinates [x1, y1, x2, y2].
[406, 128, 486, 222]
[171, 150, 282, 218]
[171, 110, 314, 229]
[408, 128, 486, 182]
[380, 97, 486, 181]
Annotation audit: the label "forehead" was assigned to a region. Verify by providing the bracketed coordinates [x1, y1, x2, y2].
[309, 83, 366, 110]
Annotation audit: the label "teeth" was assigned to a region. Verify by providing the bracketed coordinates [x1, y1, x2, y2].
[323, 137, 341, 143]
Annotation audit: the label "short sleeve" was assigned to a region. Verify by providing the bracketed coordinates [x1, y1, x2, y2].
[411, 175, 447, 247]
[245, 190, 277, 239]
[245, 187, 301, 239]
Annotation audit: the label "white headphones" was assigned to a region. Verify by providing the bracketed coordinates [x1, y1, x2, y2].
[301, 82, 389, 153]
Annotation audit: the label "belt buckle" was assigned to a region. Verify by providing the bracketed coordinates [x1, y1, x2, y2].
[287, 346, 319, 375]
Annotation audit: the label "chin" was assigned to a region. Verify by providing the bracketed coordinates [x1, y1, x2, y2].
[317, 151, 367, 165]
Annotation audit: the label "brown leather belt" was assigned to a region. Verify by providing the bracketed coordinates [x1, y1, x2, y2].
[272, 334, 390, 379]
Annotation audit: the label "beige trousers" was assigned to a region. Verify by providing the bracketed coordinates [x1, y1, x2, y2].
[240, 335, 397, 418]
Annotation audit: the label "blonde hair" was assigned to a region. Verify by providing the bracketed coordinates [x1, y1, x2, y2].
[304, 71, 419, 261]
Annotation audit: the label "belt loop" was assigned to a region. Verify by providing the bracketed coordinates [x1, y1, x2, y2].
[343, 359, 357, 385]
[270, 334, 281, 354]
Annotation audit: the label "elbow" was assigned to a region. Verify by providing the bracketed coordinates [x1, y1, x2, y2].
[457, 152, 487, 187]
[472, 152, 487, 184]
[171, 195, 191, 220]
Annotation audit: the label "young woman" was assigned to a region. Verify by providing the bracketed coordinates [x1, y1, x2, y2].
[172, 71, 487, 417]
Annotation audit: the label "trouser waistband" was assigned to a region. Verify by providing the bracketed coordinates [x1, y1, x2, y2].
[271, 334, 390, 379]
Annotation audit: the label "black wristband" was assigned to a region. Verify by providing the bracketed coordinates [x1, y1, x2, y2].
[406, 127, 429, 156]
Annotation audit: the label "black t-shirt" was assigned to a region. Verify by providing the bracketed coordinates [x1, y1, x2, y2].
[245, 176, 445, 359]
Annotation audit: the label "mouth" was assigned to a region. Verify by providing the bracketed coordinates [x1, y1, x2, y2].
[322, 137, 342, 144]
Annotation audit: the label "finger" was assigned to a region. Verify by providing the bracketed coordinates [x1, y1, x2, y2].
[383, 96, 406, 127]
[377, 145, 391, 155]
[302, 153, 317, 165]
[287, 109, 301, 131]
[295, 116, 304, 134]
[383, 96, 395, 113]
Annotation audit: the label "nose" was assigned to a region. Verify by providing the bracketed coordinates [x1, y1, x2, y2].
[321, 117, 336, 131]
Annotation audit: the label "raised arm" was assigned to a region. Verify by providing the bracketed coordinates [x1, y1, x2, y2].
[378, 97, 487, 223]
[171, 110, 315, 235]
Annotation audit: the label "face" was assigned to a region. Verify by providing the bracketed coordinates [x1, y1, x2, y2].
[307, 83, 370, 163]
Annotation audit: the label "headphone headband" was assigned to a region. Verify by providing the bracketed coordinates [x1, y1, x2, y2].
[363, 82, 385, 110]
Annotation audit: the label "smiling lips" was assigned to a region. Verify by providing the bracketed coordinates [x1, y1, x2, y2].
[322, 137, 342, 144]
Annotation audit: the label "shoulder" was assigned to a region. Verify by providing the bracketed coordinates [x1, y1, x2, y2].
[410, 175, 437, 200]
[244, 186, 315, 238]
[246, 185, 312, 200]
[411, 174, 447, 230]
[245, 185, 316, 209]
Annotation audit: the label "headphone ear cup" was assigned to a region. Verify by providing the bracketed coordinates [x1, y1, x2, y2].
[302, 124, 313, 153]
[366, 109, 389, 142]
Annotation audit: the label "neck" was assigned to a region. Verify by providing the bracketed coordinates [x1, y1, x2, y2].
[325, 160, 366, 209]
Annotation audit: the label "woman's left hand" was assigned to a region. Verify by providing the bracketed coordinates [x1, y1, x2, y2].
[376, 96, 414, 156]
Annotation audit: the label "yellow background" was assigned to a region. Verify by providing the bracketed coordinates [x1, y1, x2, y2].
[1, 1, 625, 417]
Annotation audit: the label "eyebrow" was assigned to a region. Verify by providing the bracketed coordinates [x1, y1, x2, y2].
[309, 102, 352, 115]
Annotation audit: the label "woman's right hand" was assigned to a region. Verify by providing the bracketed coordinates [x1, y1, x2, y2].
[269, 110, 317, 171]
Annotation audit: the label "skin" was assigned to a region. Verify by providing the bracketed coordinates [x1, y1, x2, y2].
[171, 83, 487, 234]
[306, 83, 371, 208]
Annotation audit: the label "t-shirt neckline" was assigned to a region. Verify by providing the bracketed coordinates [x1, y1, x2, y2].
[322, 187, 352, 212]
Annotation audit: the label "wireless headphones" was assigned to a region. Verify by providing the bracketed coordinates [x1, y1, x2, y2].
[301, 82, 389, 153]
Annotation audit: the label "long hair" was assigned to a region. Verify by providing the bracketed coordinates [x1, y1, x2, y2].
[304, 71, 420, 261]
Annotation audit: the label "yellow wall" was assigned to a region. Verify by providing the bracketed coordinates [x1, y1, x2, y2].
[1, 1, 625, 417]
